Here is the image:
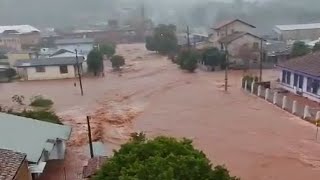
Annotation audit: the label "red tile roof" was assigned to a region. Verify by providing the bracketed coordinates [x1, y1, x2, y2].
[83, 156, 107, 178]
[0, 149, 26, 180]
[278, 51, 320, 77]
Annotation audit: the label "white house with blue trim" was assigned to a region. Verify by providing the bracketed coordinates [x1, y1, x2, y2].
[277, 52, 320, 102]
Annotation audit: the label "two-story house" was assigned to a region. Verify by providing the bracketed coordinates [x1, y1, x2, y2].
[211, 19, 265, 66]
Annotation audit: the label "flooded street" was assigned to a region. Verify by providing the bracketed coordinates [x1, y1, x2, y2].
[1, 44, 320, 179]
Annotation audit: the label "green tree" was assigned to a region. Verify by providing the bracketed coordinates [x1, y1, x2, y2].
[87, 49, 103, 76]
[94, 134, 239, 180]
[202, 47, 226, 70]
[177, 49, 199, 72]
[146, 24, 178, 54]
[145, 36, 156, 51]
[312, 42, 320, 52]
[291, 41, 311, 57]
[110, 55, 125, 71]
[99, 43, 116, 58]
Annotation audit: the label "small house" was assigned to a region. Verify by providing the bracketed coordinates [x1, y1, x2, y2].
[55, 38, 94, 54]
[0, 113, 72, 178]
[277, 51, 320, 102]
[14, 57, 84, 80]
[0, 148, 32, 180]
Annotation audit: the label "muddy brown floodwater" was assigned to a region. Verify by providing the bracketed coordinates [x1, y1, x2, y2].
[1, 44, 320, 180]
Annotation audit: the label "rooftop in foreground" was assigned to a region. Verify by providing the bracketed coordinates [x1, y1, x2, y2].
[0, 148, 26, 180]
[0, 113, 71, 163]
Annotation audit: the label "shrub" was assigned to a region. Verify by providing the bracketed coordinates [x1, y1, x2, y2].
[30, 95, 53, 108]
[110, 55, 125, 71]
[2, 109, 62, 124]
[177, 49, 199, 72]
[94, 134, 239, 180]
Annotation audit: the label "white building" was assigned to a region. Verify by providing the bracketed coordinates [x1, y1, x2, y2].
[274, 23, 320, 41]
[277, 51, 320, 102]
[14, 57, 84, 80]
[55, 38, 94, 54]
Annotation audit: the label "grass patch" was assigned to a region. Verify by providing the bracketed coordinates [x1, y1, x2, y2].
[6, 109, 62, 124]
[30, 95, 53, 108]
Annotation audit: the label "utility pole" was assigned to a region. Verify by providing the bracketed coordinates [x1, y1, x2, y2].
[225, 44, 229, 92]
[259, 38, 263, 82]
[87, 116, 94, 158]
[75, 49, 84, 96]
[186, 26, 191, 49]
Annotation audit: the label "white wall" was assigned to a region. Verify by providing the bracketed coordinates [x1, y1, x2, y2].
[25, 65, 76, 80]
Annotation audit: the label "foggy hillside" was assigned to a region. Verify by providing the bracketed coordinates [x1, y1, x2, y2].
[1, 0, 320, 34]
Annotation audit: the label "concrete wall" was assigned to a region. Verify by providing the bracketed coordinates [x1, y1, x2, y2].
[19, 32, 41, 47]
[278, 28, 320, 41]
[227, 34, 263, 63]
[211, 21, 255, 46]
[15, 159, 32, 180]
[24, 65, 76, 80]
[0, 35, 22, 51]
[7, 52, 31, 67]
[279, 69, 320, 103]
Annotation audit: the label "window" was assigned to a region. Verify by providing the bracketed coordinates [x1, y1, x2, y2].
[253, 42, 259, 50]
[307, 77, 319, 94]
[59, 65, 68, 74]
[298, 75, 303, 89]
[293, 74, 298, 87]
[282, 70, 291, 85]
[35, 66, 45, 73]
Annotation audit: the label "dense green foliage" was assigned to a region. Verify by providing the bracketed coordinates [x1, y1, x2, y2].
[291, 41, 311, 58]
[0, 106, 62, 124]
[312, 42, 320, 52]
[145, 24, 178, 54]
[94, 133, 239, 180]
[87, 49, 104, 76]
[177, 49, 199, 72]
[145, 36, 156, 51]
[110, 55, 125, 70]
[201, 48, 226, 69]
[5, 68, 17, 79]
[30, 95, 53, 108]
[99, 43, 116, 58]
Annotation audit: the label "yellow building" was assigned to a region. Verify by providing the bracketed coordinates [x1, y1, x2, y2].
[7, 51, 32, 67]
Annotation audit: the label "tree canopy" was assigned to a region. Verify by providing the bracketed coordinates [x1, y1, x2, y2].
[110, 55, 125, 71]
[87, 49, 103, 76]
[312, 42, 320, 52]
[177, 49, 199, 72]
[202, 47, 226, 69]
[145, 24, 178, 54]
[94, 133, 239, 180]
[99, 43, 116, 58]
[291, 41, 311, 58]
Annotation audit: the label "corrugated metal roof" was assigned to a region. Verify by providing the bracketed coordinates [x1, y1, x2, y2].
[14, 57, 84, 67]
[55, 38, 94, 45]
[0, 25, 40, 34]
[0, 113, 72, 163]
[275, 23, 320, 31]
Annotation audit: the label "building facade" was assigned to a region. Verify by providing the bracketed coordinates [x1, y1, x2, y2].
[274, 23, 320, 41]
[211, 19, 256, 47]
[14, 57, 84, 80]
[278, 51, 320, 102]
